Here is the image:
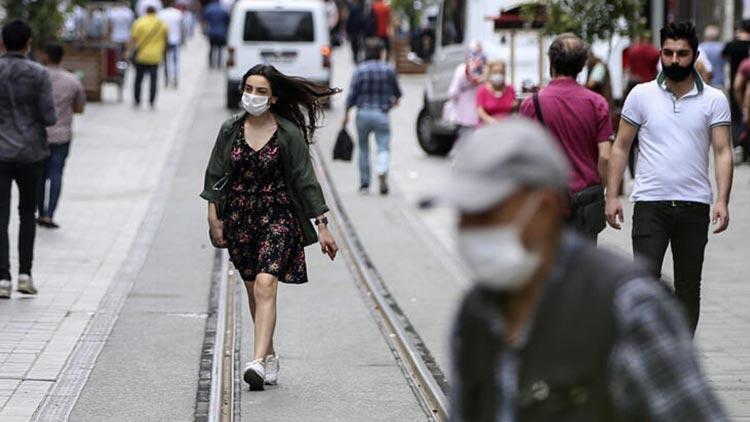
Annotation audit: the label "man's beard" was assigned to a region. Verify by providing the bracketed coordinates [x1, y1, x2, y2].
[662, 59, 694, 82]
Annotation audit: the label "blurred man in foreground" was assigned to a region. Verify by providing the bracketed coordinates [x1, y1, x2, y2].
[441, 118, 727, 422]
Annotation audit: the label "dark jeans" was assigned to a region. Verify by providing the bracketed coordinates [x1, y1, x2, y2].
[632, 201, 710, 334]
[209, 36, 226, 68]
[134, 63, 158, 105]
[350, 32, 363, 63]
[38, 142, 70, 219]
[0, 161, 43, 280]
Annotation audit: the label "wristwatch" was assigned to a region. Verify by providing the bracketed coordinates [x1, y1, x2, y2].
[314, 217, 329, 227]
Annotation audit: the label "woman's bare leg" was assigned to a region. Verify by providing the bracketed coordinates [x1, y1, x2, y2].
[244, 281, 276, 356]
[251, 273, 278, 360]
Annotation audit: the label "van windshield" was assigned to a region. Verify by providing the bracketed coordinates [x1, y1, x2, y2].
[243, 11, 315, 42]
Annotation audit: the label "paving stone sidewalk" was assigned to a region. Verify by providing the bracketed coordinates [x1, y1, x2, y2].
[0, 39, 207, 421]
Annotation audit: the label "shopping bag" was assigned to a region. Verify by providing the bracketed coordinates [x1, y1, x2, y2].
[333, 128, 354, 161]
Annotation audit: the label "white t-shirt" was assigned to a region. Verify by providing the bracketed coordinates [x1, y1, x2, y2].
[108, 6, 135, 43]
[158, 7, 184, 45]
[620, 72, 730, 204]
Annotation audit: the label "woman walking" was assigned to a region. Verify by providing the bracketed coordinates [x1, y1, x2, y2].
[201, 64, 339, 390]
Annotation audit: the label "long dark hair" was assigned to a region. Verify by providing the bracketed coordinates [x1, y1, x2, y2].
[240, 64, 341, 144]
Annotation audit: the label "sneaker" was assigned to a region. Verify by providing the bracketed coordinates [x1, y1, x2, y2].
[264, 354, 279, 385]
[243, 359, 265, 391]
[733, 146, 745, 165]
[358, 185, 369, 195]
[17, 274, 37, 295]
[378, 174, 389, 195]
[0, 280, 10, 299]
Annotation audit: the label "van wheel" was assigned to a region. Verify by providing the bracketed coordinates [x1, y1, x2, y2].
[416, 107, 452, 156]
[227, 85, 241, 110]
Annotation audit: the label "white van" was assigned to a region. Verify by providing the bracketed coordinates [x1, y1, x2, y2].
[225, 0, 332, 109]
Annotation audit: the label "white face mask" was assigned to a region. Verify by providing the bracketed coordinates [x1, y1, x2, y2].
[241, 93, 271, 116]
[457, 195, 542, 291]
[489, 73, 505, 86]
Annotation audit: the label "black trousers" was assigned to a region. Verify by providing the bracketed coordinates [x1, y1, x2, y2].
[0, 161, 43, 280]
[209, 36, 226, 68]
[632, 201, 710, 334]
[134, 63, 158, 105]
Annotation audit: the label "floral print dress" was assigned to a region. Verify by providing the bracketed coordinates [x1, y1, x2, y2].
[224, 129, 308, 284]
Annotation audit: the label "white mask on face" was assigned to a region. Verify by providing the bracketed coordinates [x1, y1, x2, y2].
[457, 195, 542, 291]
[241, 93, 271, 116]
[489, 73, 505, 86]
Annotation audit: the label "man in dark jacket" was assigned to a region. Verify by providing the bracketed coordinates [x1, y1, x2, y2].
[433, 118, 727, 422]
[0, 20, 57, 298]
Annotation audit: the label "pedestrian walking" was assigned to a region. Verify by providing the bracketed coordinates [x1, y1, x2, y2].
[586, 50, 614, 114]
[624, 32, 660, 94]
[440, 118, 729, 422]
[370, 0, 391, 61]
[0, 20, 57, 298]
[476, 59, 516, 126]
[37, 43, 86, 230]
[699, 24, 726, 88]
[108, 2, 135, 48]
[732, 56, 750, 162]
[606, 22, 734, 334]
[202, 0, 230, 69]
[342, 38, 402, 195]
[722, 20, 750, 139]
[345, 0, 365, 63]
[158, 0, 185, 88]
[128, 6, 168, 109]
[201, 64, 339, 390]
[519, 33, 611, 242]
[324, 0, 340, 47]
[446, 42, 486, 138]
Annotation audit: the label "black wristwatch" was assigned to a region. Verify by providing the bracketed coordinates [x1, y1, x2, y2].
[314, 217, 328, 227]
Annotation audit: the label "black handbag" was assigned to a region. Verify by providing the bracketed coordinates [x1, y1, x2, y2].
[333, 128, 354, 161]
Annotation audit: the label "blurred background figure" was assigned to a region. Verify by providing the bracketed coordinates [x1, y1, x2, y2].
[175, 0, 196, 39]
[129, 6, 168, 109]
[159, 0, 186, 88]
[624, 32, 660, 95]
[345, 0, 365, 63]
[108, 2, 135, 49]
[476, 59, 515, 126]
[586, 49, 614, 114]
[732, 55, 750, 163]
[87, 6, 109, 41]
[325, 0, 341, 47]
[370, 0, 391, 61]
[446, 41, 485, 141]
[442, 119, 729, 422]
[203, 0, 230, 69]
[38, 43, 86, 230]
[699, 24, 726, 89]
[137, 0, 163, 17]
[723, 20, 750, 143]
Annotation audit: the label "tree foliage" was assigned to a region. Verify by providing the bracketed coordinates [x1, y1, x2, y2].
[523, 0, 645, 43]
[2, 0, 88, 49]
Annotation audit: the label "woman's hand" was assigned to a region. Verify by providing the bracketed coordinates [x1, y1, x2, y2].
[318, 226, 338, 261]
[209, 219, 227, 248]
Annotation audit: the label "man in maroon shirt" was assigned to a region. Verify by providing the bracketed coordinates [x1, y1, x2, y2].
[520, 33, 612, 242]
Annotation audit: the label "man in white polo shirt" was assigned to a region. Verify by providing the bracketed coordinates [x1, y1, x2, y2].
[606, 22, 734, 335]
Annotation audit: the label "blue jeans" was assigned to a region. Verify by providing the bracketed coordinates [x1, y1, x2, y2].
[163, 44, 179, 84]
[134, 63, 158, 105]
[355, 108, 391, 187]
[38, 142, 70, 219]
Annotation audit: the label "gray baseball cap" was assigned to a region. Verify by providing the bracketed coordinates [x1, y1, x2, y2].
[432, 117, 570, 213]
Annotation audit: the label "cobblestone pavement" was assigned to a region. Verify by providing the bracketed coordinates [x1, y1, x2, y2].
[0, 38, 207, 421]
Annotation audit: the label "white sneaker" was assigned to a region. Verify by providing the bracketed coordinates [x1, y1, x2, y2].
[17, 274, 37, 295]
[264, 354, 279, 385]
[243, 359, 265, 391]
[0, 280, 10, 299]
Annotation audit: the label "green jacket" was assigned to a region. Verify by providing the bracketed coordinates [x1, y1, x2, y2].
[200, 112, 328, 247]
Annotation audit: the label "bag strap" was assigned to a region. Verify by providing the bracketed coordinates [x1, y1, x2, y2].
[533, 92, 545, 127]
[135, 20, 163, 52]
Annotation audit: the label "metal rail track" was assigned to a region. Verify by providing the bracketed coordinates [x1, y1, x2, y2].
[311, 149, 450, 421]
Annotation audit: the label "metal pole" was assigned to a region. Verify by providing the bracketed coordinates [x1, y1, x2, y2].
[724, 0, 735, 41]
[651, 0, 665, 46]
